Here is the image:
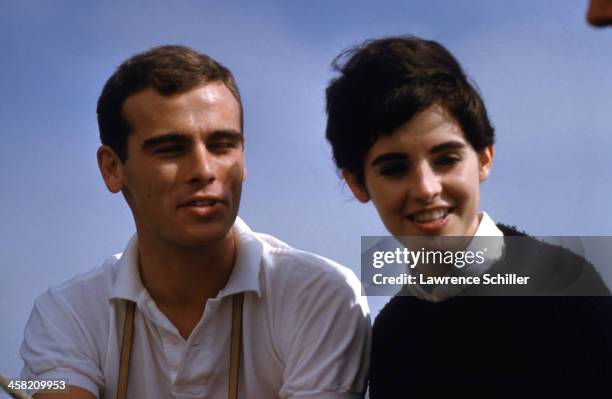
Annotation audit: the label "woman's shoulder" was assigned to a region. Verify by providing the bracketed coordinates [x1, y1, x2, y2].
[496, 223, 528, 236]
[493, 223, 610, 295]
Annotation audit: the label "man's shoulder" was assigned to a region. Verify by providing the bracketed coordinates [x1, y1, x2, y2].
[34, 253, 122, 315]
[255, 231, 360, 287]
[21, 254, 124, 392]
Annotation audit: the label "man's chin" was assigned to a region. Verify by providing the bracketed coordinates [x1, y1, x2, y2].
[172, 226, 234, 248]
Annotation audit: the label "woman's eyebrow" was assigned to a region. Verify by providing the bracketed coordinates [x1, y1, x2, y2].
[430, 141, 465, 154]
[371, 153, 407, 166]
[141, 132, 190, 150]
[370, 141, 466, 166]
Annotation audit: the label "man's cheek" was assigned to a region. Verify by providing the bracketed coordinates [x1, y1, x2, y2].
[227, 162, 245, 182]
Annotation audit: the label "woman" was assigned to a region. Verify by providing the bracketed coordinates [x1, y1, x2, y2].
[325, 36, 612, 397]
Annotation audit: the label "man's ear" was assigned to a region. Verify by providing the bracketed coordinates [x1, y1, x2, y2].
[97, 145, 124, 193]
[342, 169, 370, 203]
[478, 145, 494, 182]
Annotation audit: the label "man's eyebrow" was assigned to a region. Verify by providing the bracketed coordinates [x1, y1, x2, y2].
[141, 133, 189, 150]
[430, 141, 466, 154]
[207, 129, 244, 143]
[371, 153, 407, 167]
[140, 129, 244, 150]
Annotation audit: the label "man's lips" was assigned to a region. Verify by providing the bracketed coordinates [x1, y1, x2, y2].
[177, 195, 226, 209]
[177, 195, 227, 219]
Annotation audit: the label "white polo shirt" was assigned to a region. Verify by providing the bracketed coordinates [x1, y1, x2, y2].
[20, 218, 371, 398]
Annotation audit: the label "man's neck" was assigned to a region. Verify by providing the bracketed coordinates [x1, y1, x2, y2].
[137, 231, 237, 338]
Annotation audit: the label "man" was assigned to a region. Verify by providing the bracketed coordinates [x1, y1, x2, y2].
[20, 45, 370, 398]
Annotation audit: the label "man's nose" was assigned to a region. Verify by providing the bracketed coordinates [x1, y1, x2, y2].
[410, 162, 442, 202]
[186, 144, 215, 185]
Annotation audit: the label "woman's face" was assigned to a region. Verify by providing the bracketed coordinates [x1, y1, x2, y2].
[344, 104, 493, 237]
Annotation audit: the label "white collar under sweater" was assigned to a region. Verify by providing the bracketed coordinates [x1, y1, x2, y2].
[407, 211, 504, 302]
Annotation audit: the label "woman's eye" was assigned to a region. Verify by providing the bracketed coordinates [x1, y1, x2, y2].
[154, 145, 183, 154]
[379, 163, 408, 176]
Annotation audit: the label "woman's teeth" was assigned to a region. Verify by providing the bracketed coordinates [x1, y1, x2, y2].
[413, 209, 448, 222]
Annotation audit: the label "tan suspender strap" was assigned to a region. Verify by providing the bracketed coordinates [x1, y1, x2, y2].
[115, 295, 242, 399]
[228, 293, 244, 399]
[117, 301, 135, 399]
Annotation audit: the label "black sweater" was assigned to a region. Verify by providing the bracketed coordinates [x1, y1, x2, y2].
[369, 225, 612, 398]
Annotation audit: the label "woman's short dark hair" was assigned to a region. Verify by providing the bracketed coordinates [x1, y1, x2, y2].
[325, 36, 495, 184]
[97, 45, 242, 162]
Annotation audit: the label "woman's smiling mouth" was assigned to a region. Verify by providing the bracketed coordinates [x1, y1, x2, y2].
[406, 208, 453, 233]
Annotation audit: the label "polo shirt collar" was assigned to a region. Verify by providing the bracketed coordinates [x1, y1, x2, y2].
[109, 217, 263, 303]
[218, 217, 263, 298]
[110, 235, 144, 303]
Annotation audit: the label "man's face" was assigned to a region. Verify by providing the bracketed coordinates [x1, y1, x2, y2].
[103, 82, 245, 248]
[344, 105, 493, 237]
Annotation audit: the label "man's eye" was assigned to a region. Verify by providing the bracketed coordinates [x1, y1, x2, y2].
[379, 163, 408, 177]
[209, 141, 238, 151]
[436, 156, 460, 167]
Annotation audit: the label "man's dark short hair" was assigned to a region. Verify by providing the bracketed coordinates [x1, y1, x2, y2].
[325, 35, 495, 184]
[97, 45, 242, 162]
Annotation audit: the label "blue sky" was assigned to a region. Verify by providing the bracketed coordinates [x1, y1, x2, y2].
[1, 0, 611, 383]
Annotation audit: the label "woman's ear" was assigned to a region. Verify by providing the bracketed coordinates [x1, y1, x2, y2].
[478, 145, 494, 182]
[97, 145, 125, 193]
[342, 169, 371, 203]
